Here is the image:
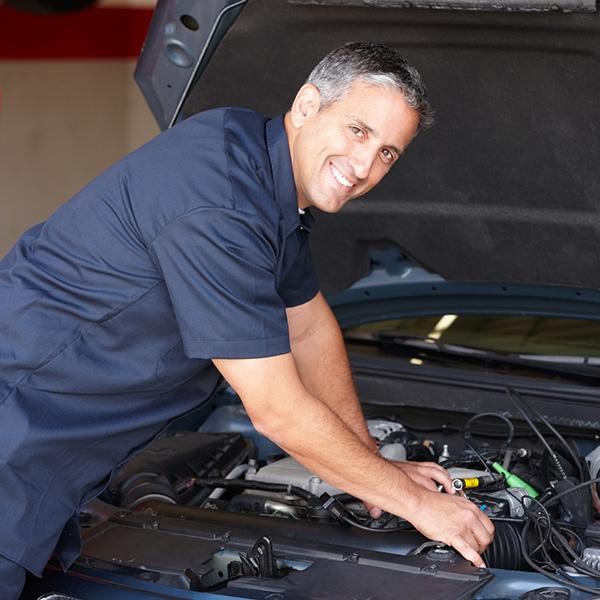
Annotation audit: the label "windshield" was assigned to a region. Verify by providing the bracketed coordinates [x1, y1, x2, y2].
[344, 315, 600, 359]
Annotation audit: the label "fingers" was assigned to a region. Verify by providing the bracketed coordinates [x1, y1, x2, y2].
[451, 536, 487, 569]
[369, 506, 383, 519]
[477, 514, 495, 547]
[408, 491, 494, 570]
[463, 503, 494, 552]
[407, 472, 439, 492]
[481, 511, 495, 537]
[419, 465, 453, 494]
[394, 461, 454, 494]
[364, 501, 383, 519]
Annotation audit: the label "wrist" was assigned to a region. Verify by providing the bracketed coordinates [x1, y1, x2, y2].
[385, 462, 427, 516]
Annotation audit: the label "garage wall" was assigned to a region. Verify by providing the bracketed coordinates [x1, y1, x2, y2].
[0, 0, 159, 257]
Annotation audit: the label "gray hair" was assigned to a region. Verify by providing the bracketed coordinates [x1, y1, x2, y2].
[306, 41, 434, 130]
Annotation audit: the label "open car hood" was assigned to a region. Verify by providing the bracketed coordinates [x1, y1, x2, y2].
[135, 0, 600, 296]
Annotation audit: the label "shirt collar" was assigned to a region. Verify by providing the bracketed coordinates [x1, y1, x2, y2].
[266, 115, 314, 236]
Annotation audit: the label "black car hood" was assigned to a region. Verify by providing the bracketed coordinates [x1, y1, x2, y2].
[136, 0, 600, 295]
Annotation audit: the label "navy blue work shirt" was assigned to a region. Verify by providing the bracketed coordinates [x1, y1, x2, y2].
[0, 108, 319, 574]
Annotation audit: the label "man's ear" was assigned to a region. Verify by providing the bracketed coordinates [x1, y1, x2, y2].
[289, 84, 321, 128]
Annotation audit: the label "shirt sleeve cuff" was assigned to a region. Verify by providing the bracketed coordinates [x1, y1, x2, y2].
[182, 336, 291, 359]
[281, 284, 320, 309]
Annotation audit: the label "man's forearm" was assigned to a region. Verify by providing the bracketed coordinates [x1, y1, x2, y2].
[213, 352, 494, 567]
[214, 354, 416, 515]
[286, 292, 376, 451]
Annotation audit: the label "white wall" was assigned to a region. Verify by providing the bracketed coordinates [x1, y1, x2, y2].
[0, 2, 159, 256]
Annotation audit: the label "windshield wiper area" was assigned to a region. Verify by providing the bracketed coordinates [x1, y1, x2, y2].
[344, 331, 600, 381]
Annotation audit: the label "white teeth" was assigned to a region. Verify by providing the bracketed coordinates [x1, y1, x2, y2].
[330, 164, 354, 188]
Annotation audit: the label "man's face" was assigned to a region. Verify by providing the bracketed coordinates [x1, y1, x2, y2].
[286, 79, 421, 213]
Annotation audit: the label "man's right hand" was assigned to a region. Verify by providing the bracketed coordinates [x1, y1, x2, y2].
[407, 486, 495, 568]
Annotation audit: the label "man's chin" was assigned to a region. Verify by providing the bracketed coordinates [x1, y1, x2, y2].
[311, 194, 354, 213]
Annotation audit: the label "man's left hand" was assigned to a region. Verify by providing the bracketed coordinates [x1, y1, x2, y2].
[391, 460, 454, 493]
[365, 460, 453, 518]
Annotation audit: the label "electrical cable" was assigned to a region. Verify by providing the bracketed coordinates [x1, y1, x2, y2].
[364, 413, 539, 439]
[462, 438, 498, 481]
[543, 476, 600, 509]
[320, 493, 410, 532]
[512, 392, 585, 482]
[506, 389, 569, 480]
[454, 403, 599, 590]
[515, 484, 600, 590]
[461, 412, 516, 482]
[551, 527, 600, 578]
[464, 412, 515, 447]
[519, 519, 600, 595]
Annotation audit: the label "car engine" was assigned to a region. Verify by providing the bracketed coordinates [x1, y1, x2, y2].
[99, 392, 600, 595]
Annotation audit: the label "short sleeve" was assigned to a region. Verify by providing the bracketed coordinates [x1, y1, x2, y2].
[150, 208, 290, 359]
[277, 230, 320, 308]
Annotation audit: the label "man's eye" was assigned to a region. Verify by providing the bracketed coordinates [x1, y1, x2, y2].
[381, 148, 394, 162]
[349, 126, 364, 138]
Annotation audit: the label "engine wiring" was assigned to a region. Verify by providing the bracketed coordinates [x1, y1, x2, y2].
[319, 492, 411, 533]
[318, 395, 600, 594]
[174, 396, 600, 594]
[460, 392, 600, 594]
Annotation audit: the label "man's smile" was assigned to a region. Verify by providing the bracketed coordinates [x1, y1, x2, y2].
[329, 162, 356, 189]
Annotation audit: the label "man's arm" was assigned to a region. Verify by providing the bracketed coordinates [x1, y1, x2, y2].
[212, 353, 494, 568]
[285, 292, 453, 497]
[285, 292, 375, 451]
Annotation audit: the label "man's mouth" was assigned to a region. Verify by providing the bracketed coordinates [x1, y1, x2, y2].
[330, 163, 355, 189]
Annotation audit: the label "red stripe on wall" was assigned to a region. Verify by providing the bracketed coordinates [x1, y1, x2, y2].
[0, 5, 154, 59]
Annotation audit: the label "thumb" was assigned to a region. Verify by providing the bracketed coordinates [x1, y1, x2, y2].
[364, 502, 383, 519]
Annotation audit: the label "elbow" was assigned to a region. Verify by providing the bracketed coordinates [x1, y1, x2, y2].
[245, 405, 293, 447]
[252, 414, 286, 444]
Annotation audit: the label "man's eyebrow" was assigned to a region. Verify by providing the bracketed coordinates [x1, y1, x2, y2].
[347, 115, 376, 136]
[347, 114, 401, 156]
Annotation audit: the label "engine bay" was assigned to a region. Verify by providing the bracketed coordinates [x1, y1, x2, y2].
[84, 389, 600, 597]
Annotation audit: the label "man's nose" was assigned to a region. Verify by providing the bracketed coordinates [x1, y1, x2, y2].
[350, 144, 377, 180]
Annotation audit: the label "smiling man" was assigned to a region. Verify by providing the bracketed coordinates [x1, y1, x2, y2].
[0, 42, 493, 597]
[287, 78, 420, 213]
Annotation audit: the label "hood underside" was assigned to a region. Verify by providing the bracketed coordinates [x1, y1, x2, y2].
[137, 0, 600, 295]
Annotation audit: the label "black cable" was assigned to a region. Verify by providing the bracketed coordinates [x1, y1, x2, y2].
[515, 487, 600, 589]
[460, 412, 515, 480]
[519, 519, 600, 595]
[489, 516, 526, 523]
[513, 393, 585, 482]
[522, 497, 553, 556]
[550, 525, 600, 578]
[464, 412, 515, 447]
[340, 514, 410, 533]
[507, 389, 569, 481]
[364, 413, 538, 439]
[320, 493, 410, 532]
[543, 476, 600, 509]
[463, 437, 496, 478]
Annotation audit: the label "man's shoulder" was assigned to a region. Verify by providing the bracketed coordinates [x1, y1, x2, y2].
[188, 107, 272, 171]
[181, 106, 268, 144]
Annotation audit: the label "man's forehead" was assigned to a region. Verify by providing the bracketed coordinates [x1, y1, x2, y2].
[315, 80, 419, 149]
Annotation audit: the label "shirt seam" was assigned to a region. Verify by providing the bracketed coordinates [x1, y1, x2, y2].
[148, 206, 277, 251]
[224, 109, 238, 212]
[1, 279, 165, 406]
